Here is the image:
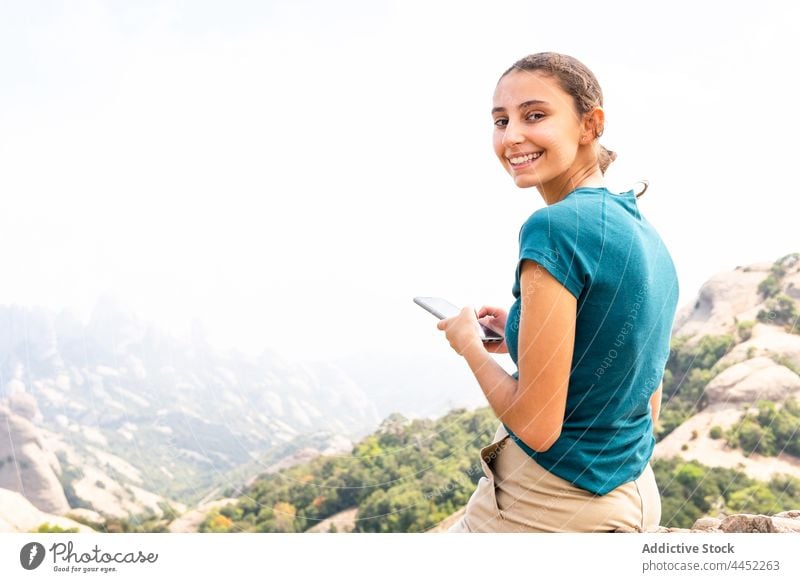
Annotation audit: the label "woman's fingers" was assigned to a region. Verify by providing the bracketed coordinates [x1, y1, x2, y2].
[477, 305, 507, 318]
[477, 305, 508, 336]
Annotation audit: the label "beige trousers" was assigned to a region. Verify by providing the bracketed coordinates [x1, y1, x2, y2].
[448, 423, 661, 533]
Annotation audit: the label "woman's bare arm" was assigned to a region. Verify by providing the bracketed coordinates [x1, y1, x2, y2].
[506, 259, 577, 453]
[650, 381, 663, 430]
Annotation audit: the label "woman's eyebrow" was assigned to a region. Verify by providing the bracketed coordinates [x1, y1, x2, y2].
[491, 99, 550, 114]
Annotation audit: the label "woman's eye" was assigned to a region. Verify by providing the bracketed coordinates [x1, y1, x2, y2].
[493, 118, 508, 128]
[526, 112, 544, 121]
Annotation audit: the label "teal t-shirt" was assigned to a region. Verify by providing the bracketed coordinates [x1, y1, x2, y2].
[503, 186, 679, 495]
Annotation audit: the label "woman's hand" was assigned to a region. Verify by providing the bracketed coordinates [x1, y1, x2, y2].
[477, 305, 509, 354]
[436, 306, 485, 356]
[437, 305, 510, 356]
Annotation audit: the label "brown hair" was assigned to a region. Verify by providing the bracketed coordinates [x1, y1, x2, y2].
[499, 52, 640, 192]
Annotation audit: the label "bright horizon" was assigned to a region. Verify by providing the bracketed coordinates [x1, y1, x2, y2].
[1, 0, 798, 364]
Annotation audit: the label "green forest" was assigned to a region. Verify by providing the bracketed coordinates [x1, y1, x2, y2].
[197, 404, 800, 532]
[202, 408, 499, 533]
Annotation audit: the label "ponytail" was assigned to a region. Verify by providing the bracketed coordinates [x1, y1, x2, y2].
[598, 144, 617, 175]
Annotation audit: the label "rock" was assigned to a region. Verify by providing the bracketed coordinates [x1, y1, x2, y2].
[718, 513, 800, 533]
[672, 264, 769, 341]
[691, 517, 723, 532]
[704, 356, 800, 404]
[69, 463, 163, 519]
[612, 512, 800, 534]
[672, 254, 800, 344]
[0, 488, 92, 532]
[716, 325, 800, 372]
[0, 403, 70, 514]
[768, 517, 800, 533]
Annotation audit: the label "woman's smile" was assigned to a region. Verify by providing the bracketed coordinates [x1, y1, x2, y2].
[507, 151, 543, 170]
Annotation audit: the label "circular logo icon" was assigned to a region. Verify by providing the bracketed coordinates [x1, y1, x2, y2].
[20, 542, 46, 570]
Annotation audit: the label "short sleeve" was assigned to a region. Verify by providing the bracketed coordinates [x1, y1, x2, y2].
[516, 207, 587, 300]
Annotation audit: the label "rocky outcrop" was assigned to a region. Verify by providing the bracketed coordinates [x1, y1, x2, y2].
[716, 324, 800, 372]
[688, 511, 800, 533]
[704, 356, 800, 404]
[0, 397, 69, 514]
[654, 253, 800, 481]
[1, 390, 173, 519]
[0, 488, 92, 532]
[672, 255, 800, 345]
[635, 511, 800, 533]
[41, 433, 176, 519]
[672, 262, 772, 342]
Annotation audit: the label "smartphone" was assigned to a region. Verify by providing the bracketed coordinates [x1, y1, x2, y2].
[413, 296, 504, 342]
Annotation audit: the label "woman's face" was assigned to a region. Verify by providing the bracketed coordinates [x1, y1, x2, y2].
[492, 70, 591, 192]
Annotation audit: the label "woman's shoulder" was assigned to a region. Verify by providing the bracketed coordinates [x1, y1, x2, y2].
[523, 202, 574, 224]
[520, 199, 596, 239]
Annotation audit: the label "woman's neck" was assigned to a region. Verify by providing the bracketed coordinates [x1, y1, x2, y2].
[539, 165, 605, 205]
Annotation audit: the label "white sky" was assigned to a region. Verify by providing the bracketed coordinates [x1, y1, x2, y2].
[1, 0, 798, 363]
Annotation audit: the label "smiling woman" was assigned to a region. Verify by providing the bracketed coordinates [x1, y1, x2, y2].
[436, 52, 679, 533]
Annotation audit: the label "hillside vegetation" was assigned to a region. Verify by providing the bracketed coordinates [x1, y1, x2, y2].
[198, 406, 800, 532]
[722, 398, 800, 457]
[657, 333, 736, 439]
[197, 409, 496, 532]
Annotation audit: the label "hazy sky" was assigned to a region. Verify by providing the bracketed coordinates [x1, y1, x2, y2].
[1, 0, 798, 364]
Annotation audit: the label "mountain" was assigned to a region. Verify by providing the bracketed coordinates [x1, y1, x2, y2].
[0, 488, 93, 533]
[654, 252, 800, 479]
[0, 296, 382, 520]
[0, 394, 69, 514]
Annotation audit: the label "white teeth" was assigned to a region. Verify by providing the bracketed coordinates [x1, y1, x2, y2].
[509, 152, 541, 165]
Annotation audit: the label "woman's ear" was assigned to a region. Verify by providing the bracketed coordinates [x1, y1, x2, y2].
[580, 107, 605, 144]
[590, 106, 606, 138]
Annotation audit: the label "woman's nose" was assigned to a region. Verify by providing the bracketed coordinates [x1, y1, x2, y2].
[502, 121, 524, 147]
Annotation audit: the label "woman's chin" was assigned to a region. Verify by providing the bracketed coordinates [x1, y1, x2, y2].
[512, 175, 541, 189]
